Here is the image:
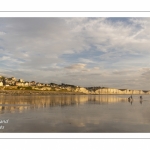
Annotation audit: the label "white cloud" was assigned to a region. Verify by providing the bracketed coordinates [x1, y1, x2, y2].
[0, 31, 6, 35]
[1, 18, 150, 89]
[65, 63, 86, 70]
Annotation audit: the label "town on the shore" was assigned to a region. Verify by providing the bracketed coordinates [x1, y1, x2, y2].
[0, 75, 150, 94]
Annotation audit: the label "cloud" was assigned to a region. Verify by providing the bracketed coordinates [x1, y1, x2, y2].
[65, 63, 86, 70]
[0, 18, 150, 89]
[0, 31, 6, 35]
[78, 58, 94, 63]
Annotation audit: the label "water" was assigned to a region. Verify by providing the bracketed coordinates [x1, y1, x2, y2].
[0, 95, 149, 133]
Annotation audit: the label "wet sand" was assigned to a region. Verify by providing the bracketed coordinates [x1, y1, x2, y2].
[0, 94, 150, 132]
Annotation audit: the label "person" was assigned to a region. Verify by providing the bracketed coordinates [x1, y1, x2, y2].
[140, 96, 142, 104]
[128, 97, 130, 102]
[128, 95, 133, 105]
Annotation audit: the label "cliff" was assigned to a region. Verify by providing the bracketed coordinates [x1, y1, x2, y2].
[0, 86, 149, 95]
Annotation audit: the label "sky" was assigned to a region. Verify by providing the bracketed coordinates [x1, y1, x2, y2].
[0, 17, 150, 90]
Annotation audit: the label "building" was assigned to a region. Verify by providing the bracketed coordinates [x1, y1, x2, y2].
[36, 83, 42, 86]
[50, 83, 58, 87]
[11, 77, 17, 81]
[30, 81, 36, 86]
[0, 81, 3, 86]
[15, 82, 24, 86]
[24, 82, 29, 86]
[18, 79, 24, 82]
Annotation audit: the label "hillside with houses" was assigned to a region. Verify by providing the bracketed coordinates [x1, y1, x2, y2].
[0, 75, 150, 95]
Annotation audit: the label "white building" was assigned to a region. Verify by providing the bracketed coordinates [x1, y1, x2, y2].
[19, 79, 24, 82]
[0, 81, 3, 86]
[11, 77, 17, 81]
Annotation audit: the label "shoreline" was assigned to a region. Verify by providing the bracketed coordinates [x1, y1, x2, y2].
[0, 90, 85, 95]
[0, 90, 149, 96]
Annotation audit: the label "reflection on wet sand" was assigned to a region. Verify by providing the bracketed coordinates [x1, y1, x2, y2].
[87, 95, 127, 104]
[0, 95, 128, 113]
[0, 95, 150, 132]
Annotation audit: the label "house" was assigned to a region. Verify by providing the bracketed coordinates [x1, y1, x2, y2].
[24, 82, 29, 86]
[36, 83, 42, 86]
[40, 83, 45, 86]
[18, 79, 24, 82]
[50, 83, 58, 87]
[15, 82, 24, 86]
[4, 78, 16, 86]
[30, 81, 36, 86]
[11, 77, 17, 81]
[0, 81, 3, 86]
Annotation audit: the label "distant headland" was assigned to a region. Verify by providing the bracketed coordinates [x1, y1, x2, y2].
[0, 75, 149, 95]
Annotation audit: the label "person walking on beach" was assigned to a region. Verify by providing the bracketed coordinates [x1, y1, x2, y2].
[128, 95, 133, 105]
[128, 97, 131, 102]
[140, 96, 142, 104]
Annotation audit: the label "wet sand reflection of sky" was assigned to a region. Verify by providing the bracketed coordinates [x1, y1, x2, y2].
[0, 95, 150, 132]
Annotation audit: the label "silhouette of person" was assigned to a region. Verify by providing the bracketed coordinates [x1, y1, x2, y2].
[128, 97, 130, 102]
[140, 96, 142, 104]
[128, 96, 133, 105]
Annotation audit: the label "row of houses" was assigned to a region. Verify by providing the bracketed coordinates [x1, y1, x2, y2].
[0, 76, 50, 87]
[0, 76, 78, 88]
